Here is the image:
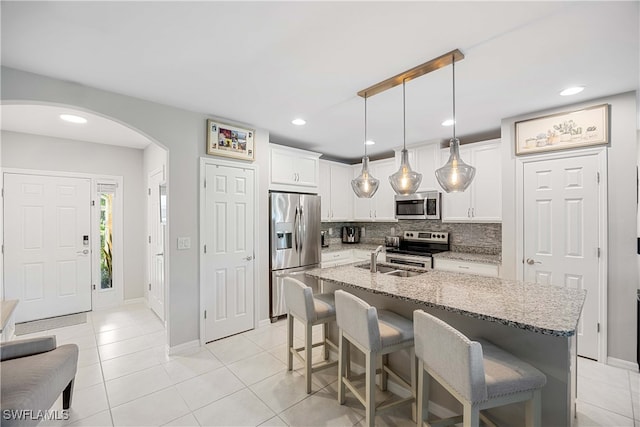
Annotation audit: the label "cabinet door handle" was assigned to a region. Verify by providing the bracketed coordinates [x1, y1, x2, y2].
[472, 208, 475, 217]
[467, 208, 471, 217]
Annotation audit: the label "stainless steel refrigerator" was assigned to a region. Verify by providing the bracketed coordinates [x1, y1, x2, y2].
[269, 192, 321, 321]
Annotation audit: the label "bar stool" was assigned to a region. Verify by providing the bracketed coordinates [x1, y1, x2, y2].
[334, 290, 415, 427]
[283, 277, 338, 394]
[413, 310, 547, 427]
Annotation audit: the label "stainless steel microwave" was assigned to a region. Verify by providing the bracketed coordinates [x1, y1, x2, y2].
[394, 191, 441, 220]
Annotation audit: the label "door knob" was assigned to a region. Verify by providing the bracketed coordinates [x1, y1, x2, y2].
[244, 255, 253, 261]
[77, 249, 89, 255]
[526, 258, 541, 265]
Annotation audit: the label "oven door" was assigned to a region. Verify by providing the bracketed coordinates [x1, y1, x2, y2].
[385, 253, 432, 270]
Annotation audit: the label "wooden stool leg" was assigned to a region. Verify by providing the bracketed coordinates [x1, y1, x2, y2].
[463, 402, 480, 427]
[525, 389, 542, 427]
[287, 313, 294, 371]
[416, 362, 426, 426]
[305, 321, 313, 394]
[338, 330, 347, 405]
[380, 354, 388, 391]
[365, 351, 376, 427]
[410, 347, 416, 422]
[323, 322, 329, 360]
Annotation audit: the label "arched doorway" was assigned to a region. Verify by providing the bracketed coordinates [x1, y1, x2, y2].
[1, 103, 169, 323]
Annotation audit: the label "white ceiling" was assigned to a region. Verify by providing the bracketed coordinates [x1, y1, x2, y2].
[1, 1, 638, 162]
[1, 105, 151, 149]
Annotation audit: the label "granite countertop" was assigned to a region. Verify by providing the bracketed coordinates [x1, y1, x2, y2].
[306, 262, 585, 337]
[432, 251, 501, 265]
[321, 243, 382, 253]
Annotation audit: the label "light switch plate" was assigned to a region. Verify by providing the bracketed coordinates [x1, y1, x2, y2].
[177, 237, 191, 250]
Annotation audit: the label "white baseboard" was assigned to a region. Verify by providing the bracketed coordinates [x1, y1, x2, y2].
[607, 356, 639, 372]
[258, 319, 272, 329]
[167, 339, 200, 356]
[124, 297, 148, 306]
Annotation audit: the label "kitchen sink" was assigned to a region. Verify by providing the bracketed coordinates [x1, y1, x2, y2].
[356, 263, 424, 277]
[384, 270, 423, 277]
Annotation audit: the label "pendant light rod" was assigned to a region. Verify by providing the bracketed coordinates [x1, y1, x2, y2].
[357, 49, 464, 99]
[364, 96, 368, 156]
[452, 53, 456, 141]
[402, 80, 406, 149]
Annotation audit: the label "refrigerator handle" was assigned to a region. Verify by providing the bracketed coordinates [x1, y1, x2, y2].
[294, 205, 299, 252]
[299, 205, 304, 253]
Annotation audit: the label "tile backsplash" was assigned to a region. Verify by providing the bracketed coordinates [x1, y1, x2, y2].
[321, 220, 501, 255]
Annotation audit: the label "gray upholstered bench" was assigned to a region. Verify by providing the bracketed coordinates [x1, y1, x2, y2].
[0, 336, 78, 427]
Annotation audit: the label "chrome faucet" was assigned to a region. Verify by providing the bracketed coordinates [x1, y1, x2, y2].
[370, 245, 385, 273]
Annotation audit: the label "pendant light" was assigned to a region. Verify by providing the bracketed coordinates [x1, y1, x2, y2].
[389, 80, 422, 195]
[435, 54, 476, 192]
[351, 96, 380, 198]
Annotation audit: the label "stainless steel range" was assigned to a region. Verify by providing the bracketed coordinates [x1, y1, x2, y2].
[385, 231, 449, 270]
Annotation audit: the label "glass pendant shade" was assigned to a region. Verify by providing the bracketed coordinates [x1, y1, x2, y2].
[352, 156, 380, 198]
[389, 149, 422, 195]
[435, 138, 476, 192]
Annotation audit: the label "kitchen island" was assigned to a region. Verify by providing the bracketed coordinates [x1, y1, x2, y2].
[306, 262, 586, 426]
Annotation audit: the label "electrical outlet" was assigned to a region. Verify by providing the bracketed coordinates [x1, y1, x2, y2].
[177, 237, 191, 250]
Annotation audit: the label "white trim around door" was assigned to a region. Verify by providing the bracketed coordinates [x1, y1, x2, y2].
[515, 147, 608, 362]
[198, 157, 260, 346]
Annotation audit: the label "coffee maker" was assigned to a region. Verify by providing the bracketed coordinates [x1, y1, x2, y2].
[341, 226, 360, 243]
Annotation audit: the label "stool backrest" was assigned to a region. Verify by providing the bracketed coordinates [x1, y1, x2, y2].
[283, 277, 316, 322]
[413, 310, 487, 403]
[335, 290, 381, 352]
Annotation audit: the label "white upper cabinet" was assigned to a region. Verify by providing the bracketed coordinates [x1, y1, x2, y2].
[319, 160, 353, 221]
[269, 144, 321, 193]
[440, 139, 502, 222]
[352, 158, 396, 222]
[395, 141, 442, 192]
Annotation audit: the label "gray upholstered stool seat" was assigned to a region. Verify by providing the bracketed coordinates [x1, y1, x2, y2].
[284, 277, 338, 394]
[1, 336, 79, 427]
[335, 290, 415, 427]
[413, 310, 547, 427]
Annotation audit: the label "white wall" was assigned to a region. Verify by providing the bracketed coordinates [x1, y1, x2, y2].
[0, 66, 271, 347]
[502, 91, 639, 364]
[1, 130, 147, 300]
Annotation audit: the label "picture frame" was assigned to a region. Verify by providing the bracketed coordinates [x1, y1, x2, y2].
[515, 103, 609, 155]
[206, 119, 255, 162]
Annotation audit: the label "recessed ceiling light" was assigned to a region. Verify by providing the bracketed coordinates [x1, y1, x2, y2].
[60, 114, 87, 124]
[441, 119, 455, 126]
[560, 86, 584, 96]
[291, 118, 306, 126]
[365, 140, 375, 145]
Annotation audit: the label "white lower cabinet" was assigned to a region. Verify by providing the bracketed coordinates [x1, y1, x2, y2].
[321, 250, 353, 268]
[352, 158, 396, 221]
[440, 139, 502, 222]
[320, 248, 383, 268]
[433, 258, 499, 277]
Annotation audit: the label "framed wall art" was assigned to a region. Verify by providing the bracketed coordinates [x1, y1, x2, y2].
[515, 103, 609, 155]
[206, 119, 255, 161]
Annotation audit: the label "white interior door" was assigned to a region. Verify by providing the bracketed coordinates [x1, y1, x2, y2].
[148, 169, 165, 321]
[204, 163, 255, 342]
[523, 155, 600, 359]
[4, 173, 92, 322]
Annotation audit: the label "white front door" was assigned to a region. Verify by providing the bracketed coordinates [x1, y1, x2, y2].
[148, 169, 165, 321]
[523, 154, 601, 359]
[203, 163, 255, 342]
[4, 173, 92, 322]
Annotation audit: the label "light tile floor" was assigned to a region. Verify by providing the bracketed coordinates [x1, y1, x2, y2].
[14, 302, 638, 426]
